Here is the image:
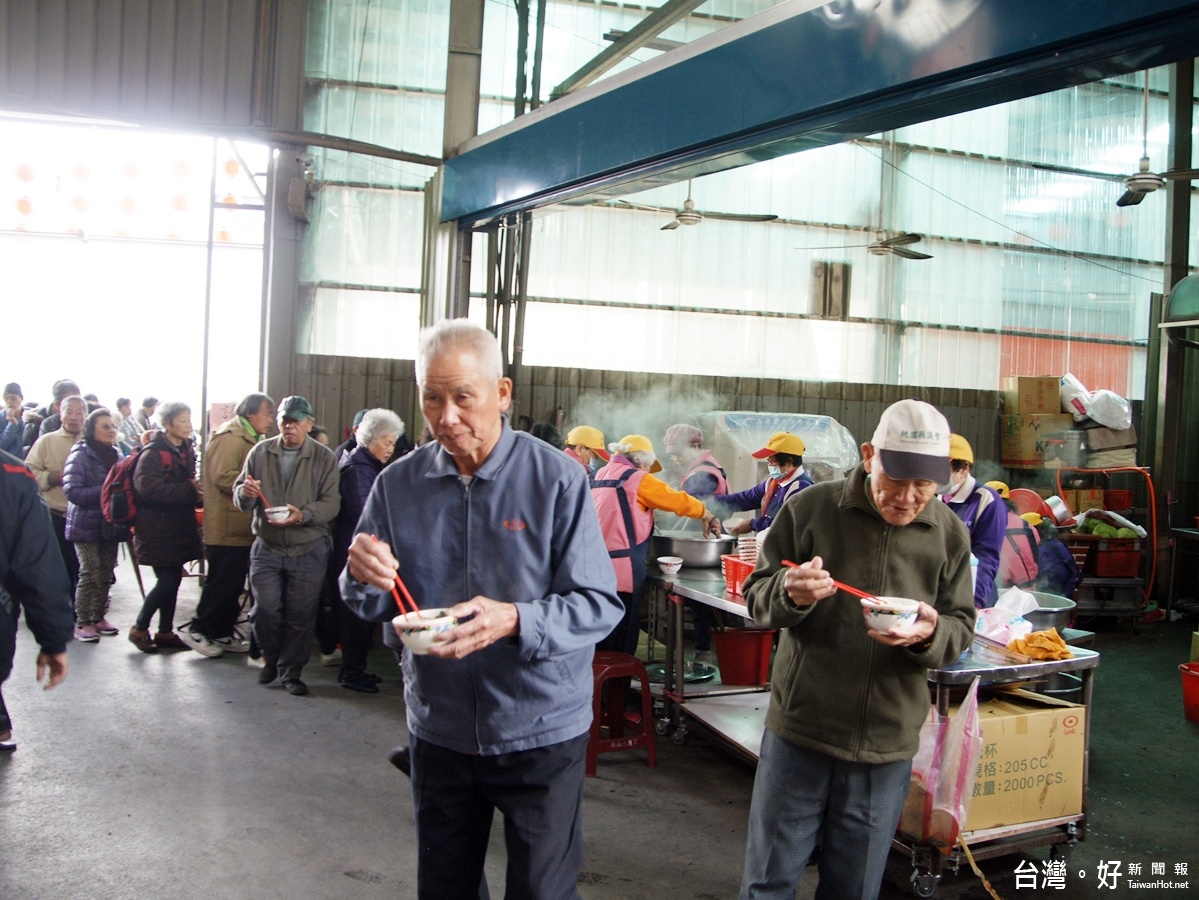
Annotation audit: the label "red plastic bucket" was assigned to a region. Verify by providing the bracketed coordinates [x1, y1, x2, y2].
[712, 627, 775, 686]
[1181, 663, 1199, 723]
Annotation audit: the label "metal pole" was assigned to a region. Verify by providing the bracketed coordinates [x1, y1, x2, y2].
[200, 137, 219, 449]
[530, 0, 547, 110]
[514, 0, 529, 117]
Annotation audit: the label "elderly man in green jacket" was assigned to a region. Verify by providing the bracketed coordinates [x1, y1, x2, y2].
[234, 396, 339, 696]
[739, 399, 976, 900]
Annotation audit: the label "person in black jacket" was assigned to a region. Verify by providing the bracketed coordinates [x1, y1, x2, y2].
[1, 449, 74, 752]
[129, 402, 204, 653]
[334, 409, 405, 693]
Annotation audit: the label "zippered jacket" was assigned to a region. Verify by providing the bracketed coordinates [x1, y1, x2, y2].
[742, 463, 976, 764]
[338, 420, 622, 756]
[233, 435, 340, 557]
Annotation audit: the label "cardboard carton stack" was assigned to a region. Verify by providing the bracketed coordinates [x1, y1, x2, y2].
[1001, 377, 1072, 469]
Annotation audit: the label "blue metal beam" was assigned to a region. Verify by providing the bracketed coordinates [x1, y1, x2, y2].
[442, 0, 1199, 223]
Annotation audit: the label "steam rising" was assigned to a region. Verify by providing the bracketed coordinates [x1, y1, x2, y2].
[566, 385, 723, 462]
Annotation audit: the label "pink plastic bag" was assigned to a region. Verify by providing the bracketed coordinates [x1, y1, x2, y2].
[898, 676, 983, 847]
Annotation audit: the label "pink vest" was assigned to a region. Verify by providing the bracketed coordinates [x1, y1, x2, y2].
[592, 458, 652, 593]
[999, 510, 1040, 589]
[681, 450, 728, 496]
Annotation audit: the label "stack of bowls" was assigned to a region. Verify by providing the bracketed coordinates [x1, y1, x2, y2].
[737, 534, 758, 564]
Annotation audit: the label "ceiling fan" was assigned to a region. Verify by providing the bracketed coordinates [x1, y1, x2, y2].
[612, 180, 779, 230]
[1116, 70, 1199, 207]
[797, 231, 932, 260]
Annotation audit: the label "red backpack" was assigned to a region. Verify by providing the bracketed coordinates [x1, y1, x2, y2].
[101, 445, 172, 525]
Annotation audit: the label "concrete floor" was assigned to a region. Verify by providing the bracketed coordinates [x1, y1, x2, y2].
[2, 554, 1196, 899]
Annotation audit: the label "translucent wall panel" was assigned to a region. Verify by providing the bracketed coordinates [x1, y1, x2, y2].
[519, 302, 887, 381]
[307, 0, 449, 91]
[898, 328, 1001, 391]
[301, 186, 425, 287]
[302, 286, 422, 358]
[889, 239, 1004, 330]
[304, 86, 445, 160]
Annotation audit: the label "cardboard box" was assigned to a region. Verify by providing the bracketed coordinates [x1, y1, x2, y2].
[1060, 490, 1078, 514]
[1000, 414, 1073, 469]
[966, 691, 1086, 831]
[1003, 376, 1061, 414]
[1075, 488, 1105, 511]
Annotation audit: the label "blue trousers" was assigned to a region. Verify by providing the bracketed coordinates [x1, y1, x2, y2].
[410, 732, 588, 900]
[740, 730, 912, 900]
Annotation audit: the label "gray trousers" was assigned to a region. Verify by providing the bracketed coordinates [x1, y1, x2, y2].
[740, 729, 912, 900]
[248, 538, 329, 681]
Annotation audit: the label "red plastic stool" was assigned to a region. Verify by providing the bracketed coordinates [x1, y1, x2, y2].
[587, 651, 657, 777]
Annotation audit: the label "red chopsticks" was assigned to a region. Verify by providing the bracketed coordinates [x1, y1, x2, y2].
[371, 534, 419, 616]
[781, 559, 880, 603]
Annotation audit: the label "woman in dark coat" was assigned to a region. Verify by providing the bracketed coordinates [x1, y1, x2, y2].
[334, 408, 404, 692]
[63, 409, 128, 642]
[130, 401, 203, 653]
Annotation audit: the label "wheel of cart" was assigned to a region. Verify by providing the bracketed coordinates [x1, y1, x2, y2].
[910, 869, 939, 898]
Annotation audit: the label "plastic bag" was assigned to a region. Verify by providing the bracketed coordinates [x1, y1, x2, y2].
[975, 586, 1037, 644]
[1059, 373, 1092, 422]
[1086, 389, 1133, 430]
[898, 676, 984, 847]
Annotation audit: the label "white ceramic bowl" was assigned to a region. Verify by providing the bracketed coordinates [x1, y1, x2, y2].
[392, 608, 457, 655]
[657, 556, 683, 576]
[265, 506, 291, 524]
[860, 596, 920, 634]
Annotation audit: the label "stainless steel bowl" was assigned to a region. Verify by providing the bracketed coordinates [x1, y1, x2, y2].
[1023, 591, 1076, 632]
[650, 532, 736, 568]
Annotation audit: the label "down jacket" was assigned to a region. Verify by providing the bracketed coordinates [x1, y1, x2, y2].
[63, 440, 127, 543]
[132, 434, 203, 567]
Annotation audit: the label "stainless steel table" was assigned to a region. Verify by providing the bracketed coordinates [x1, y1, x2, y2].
[645, 567, 770, 762]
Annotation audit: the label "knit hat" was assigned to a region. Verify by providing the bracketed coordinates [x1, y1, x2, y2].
[751, 432, 807, 459]
[663, 424, 703, 453]
[870, 400, 951, 484]
[2, 382, 20, 397]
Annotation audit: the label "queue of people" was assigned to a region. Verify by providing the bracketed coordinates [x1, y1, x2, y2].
[14, 350, 1091, 898]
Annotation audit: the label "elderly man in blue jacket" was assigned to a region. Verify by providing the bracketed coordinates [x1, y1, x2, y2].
[342, 319, 622, 900]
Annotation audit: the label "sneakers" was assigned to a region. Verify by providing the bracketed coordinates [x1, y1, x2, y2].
[95, 618, 120, 636]
[282, 678, 309, 696]
[74, 623, 100, 643]
[245, 655, 266, 670]
[177, 626, 224, 658]
[320, 647, 342, 667]
[216, 635, 251, 654]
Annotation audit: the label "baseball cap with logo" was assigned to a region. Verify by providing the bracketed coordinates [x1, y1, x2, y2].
[751, 432, 807, 459]
[278, 396, 315, 422]
[870, 399, 951, 484]
[565, 425, 610, 461]
[617, 434, 662, 473]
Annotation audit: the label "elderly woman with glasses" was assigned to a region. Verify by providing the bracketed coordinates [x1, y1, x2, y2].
[333, 408, 405, 693]
[63, 408, 130, 642]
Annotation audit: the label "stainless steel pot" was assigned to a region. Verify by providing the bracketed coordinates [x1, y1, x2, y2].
[1024, 591, 1076, 632]
[650, 532, 736, 568]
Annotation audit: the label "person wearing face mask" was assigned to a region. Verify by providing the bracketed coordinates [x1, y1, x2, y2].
[663, 423, 728, 500]
[563, 424, 610, 484]
[717, 432, 813, 537]
[940, 434, 1005, 608]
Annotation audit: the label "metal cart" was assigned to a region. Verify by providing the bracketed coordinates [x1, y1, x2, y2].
[893, 641, 1100, 898]
[645, 568, 771, 763]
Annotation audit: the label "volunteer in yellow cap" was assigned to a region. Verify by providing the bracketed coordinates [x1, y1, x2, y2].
[591, 435, 721, 654]
[714, 432, 813, 536]
[940, 435, 1006, 608]
[563, 425, 609, 482]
